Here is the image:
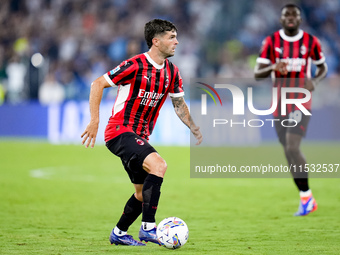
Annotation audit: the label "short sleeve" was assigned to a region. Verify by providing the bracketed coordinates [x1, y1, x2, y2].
[103, 60, 136, 87]
[256, 36, 274, 65]
[169, 68, 184, 98]
[310, 36, 326, 65]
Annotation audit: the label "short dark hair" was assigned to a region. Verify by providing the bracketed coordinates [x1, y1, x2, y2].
[144, 19, 177, 49]
[281, 3, 301, 13]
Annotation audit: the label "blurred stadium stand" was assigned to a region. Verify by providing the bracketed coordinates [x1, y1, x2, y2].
[0, 0, 339, 143]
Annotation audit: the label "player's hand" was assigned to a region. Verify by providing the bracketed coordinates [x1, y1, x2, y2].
[273, 62, 288, 75]
[81, 121, 99, 148]
[191, 126, 202, 145]
[304, 79, 315, 92]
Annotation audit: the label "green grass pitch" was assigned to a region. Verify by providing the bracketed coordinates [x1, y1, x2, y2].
[0, 141, 339, 254]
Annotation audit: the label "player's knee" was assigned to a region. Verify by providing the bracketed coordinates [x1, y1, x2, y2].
[285, 144, 300, 157]
[152, 159, 167, 178]
[143, 153, 167, 177]
[135, 192, 143, 202]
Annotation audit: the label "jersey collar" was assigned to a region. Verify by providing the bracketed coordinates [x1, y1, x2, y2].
[279, 29, 303, 42]
[144, 52, 164, 69]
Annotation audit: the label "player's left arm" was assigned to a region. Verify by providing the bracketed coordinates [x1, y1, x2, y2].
[305, 37, 328, 91]
[171, 96, 202, 145]
[305, 62, 328, 92]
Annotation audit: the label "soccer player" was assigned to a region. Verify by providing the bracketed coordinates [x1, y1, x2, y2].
[81, 19, 202, 246]
[254, 4, 328, 216]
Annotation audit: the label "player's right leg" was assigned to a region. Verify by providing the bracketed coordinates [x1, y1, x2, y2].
[109, 230, 145, 246]
[106, 132, 155, 246]
[109, 187, 144, 246]
[138, 152, 167, 244]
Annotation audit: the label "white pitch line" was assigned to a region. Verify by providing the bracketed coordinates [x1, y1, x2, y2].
[30, 168, 54, 179]
[29, 166, 127, 183]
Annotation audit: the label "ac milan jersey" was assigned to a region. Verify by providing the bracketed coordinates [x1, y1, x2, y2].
[103, 53, 184, 141]
[256, 29, 325, 117]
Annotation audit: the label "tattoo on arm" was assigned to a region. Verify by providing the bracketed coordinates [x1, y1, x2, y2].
[171, 97, 192, 128]
[172, 96, 202, 145]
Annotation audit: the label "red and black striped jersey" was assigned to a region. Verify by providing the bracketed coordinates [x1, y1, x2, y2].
[256, 29, 325, 117]
[103, 53, 184, 141]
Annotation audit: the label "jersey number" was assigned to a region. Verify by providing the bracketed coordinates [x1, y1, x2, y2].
[288, 110, 302, 124]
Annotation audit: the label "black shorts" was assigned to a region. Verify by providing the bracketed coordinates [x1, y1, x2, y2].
[274, 110, 310, 146]
[106, 132, 157, 184]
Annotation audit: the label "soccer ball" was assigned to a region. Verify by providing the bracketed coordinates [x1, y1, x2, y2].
[156, 217, 189, 249]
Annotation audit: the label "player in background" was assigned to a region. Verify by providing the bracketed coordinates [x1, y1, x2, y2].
[254, 4, 328, 216]
[81, 19, 202, 246]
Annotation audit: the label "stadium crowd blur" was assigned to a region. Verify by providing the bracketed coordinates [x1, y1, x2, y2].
[0, 0, 339, 105]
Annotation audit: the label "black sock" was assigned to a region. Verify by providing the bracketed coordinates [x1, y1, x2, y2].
[294, 178, 309, 192]
[142, 174, 163, 223]
[116, 194, 143, 231]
